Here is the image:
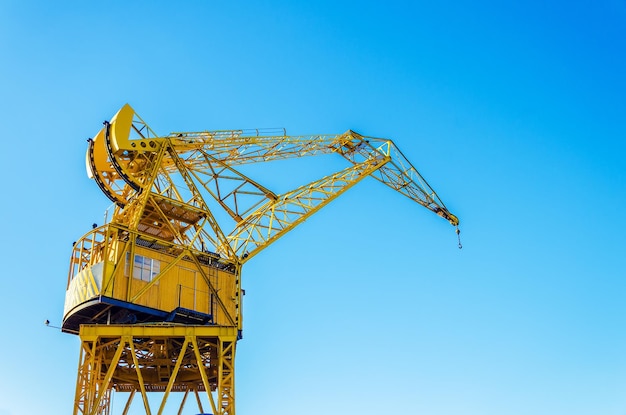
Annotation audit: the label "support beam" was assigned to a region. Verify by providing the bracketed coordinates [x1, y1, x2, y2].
[74, 325, 238, 415]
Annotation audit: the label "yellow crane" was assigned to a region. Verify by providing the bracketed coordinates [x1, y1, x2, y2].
[63, 104, 459, 415]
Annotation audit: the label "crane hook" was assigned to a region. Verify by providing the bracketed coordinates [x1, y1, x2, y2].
[456, 226, 462, 249]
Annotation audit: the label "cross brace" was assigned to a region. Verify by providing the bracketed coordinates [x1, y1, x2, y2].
[73, 325, 238, 415]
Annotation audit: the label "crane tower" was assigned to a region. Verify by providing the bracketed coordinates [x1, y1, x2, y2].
[62, 104, 459, 415]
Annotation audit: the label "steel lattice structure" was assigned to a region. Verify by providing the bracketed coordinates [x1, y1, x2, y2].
[63, 104, 459, 415]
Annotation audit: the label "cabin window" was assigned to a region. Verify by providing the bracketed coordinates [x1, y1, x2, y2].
[125, 252, 160, 282]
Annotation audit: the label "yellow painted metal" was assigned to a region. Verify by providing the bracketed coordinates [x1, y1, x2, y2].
[63, 223, 238, 331]
[73, 325, 238, 415]
[164, 128, 459, 227]
[86, 128, 131, 207]
[109, 103, 164, 159]
[229, 154, 391, 262]
[176, 389, 188, 415]
[84, 103, 458, 263]
[121, 390, 135, 415]
[66, 104, 459, 415]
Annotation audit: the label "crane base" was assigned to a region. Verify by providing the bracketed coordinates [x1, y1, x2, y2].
[73, 324, 237, 415]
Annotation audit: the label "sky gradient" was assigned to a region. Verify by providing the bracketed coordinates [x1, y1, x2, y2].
[0, 1, 625, 414]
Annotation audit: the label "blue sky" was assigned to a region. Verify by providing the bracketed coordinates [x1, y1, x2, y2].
[0, 1, 625, 414]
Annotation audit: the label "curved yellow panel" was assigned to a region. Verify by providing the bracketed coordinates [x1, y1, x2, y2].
[86, 128, 113, 177]
[110, 103, 135, 152]
[109, 103, 162, 153]
[86, 126, 133, 206]
[85, 138, 96, 179]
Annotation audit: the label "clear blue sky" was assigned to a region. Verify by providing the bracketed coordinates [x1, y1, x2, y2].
[0, 1, 625, 414]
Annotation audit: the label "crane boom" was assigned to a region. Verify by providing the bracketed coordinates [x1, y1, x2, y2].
[90, 104, 458, 262]
[166, 129, 458, 226]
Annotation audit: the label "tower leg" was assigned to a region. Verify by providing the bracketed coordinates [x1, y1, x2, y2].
[73, 338, 112, 415]
[218, 339, 236, 414]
